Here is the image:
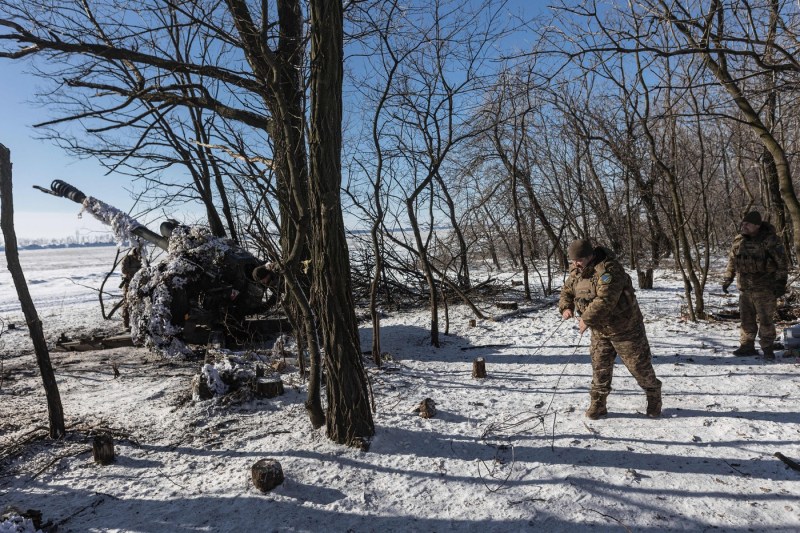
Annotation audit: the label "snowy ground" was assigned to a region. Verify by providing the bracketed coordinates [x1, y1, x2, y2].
[1, 246, 799, 532]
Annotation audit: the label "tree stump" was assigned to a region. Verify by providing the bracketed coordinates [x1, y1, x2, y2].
[23, 509, 42, 530]
[637, 268, 654, 289]
[468, 319, 477, 328]
[192, 374, 213, 400]
[251, 459, 284, 492]
[472, 357, 486, 378]
[417, 398, 436, 418]
[92, 435, 115, 465]
[496, 301, 518, 310]
[254, 377, 284, 398]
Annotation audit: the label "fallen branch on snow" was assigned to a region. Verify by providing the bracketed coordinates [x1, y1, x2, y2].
[460, 343, 512, 351]
[774, 452, 800, 472]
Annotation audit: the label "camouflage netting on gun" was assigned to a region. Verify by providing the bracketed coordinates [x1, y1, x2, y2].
[81, 196, 142, 245]
[128, 225, 235, 358]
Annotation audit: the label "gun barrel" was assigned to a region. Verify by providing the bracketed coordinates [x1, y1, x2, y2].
[51, 179, 87, 203]
[132, 225, 169, 251]
[42, 179, 169, 250]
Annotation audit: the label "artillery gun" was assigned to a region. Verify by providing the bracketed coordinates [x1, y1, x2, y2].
[36, 179, 281, 357]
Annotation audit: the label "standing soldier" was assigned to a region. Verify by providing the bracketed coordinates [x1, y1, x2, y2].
[721, 211, 788, 361]
[120, 247, 142, 329]
[558, 238, 662, 419]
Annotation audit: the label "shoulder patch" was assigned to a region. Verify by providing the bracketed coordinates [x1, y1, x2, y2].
[599, 273, 613, 284]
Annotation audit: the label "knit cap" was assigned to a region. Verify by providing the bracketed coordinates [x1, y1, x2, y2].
[568, 239, 594, 260]
[742, 211, 762, 225]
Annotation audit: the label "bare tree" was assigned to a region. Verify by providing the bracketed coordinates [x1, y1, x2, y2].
[0, 144, 65, 438]
[478, 68, 568, 297]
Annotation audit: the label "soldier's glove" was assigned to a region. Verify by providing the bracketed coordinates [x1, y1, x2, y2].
[721, 279, 733, 294]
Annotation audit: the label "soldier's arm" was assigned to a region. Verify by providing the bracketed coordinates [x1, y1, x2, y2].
[580, 264, 625, 327]
[767, 236, 788, 292]
[723, 240, 738, 282]
[558, 272, 576, 314]
[767, 236, 788, 277]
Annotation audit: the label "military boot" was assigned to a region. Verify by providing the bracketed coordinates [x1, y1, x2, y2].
[732, 343, 758, 356]
[585, 392, 608, 420]
[646, 390, 662, 418]
[762, 346, 776, 361]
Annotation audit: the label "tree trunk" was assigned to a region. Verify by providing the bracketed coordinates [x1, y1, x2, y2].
[308, 0, 374, 446]
[509, 166, 531, 300]
[635, 55, 703, 320]
[0, 144, 65, 439]
[283, 274, 325, 428]
[433, 173, 470, 289]
[637, 269, 654, 290]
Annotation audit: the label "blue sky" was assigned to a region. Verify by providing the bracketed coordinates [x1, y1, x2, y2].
[1, 60, 125, 241]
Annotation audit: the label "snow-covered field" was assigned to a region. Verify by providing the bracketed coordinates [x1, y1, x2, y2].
[1, 246, 799, 532]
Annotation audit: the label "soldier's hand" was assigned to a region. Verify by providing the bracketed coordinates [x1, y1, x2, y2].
[562, 309, 573, 320]
[721, 279, 732, 294]
[578, 318, 588, 335]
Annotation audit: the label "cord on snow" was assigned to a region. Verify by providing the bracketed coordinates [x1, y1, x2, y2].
[481, 323, 585, 441]
[476, 323, 586, 492]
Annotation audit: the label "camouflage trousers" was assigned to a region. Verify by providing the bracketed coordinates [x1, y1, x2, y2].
[589, 320, 661, 396]
[739, 290, 777, 349]
[121, 283, 131, 329]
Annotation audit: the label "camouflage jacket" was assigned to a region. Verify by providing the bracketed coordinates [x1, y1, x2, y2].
[723, 223, 787, 292]
[558, 247, 641, 333]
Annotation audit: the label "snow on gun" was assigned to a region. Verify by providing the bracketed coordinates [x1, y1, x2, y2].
[35, 179, 279, 358]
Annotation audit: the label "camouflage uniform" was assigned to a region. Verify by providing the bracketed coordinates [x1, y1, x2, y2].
[120, 249, 142, 329]
[723, 222, 787, 351]
[559, 247, 661, 410]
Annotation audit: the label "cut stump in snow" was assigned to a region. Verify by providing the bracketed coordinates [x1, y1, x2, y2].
[191, 374, 213, 400]
[417, 398, 436, 418]
[637, 268, 654, 289]
[92, 435, 115, 465]
[251, 459, 284, 492]
[496, 301, 518, 310]
[254, 377, 284, 398]
[468, 319, 477, 328]
[472, 357, 486, 378]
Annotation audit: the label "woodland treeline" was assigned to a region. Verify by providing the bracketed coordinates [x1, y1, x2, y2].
[1, 0, 799, 444]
